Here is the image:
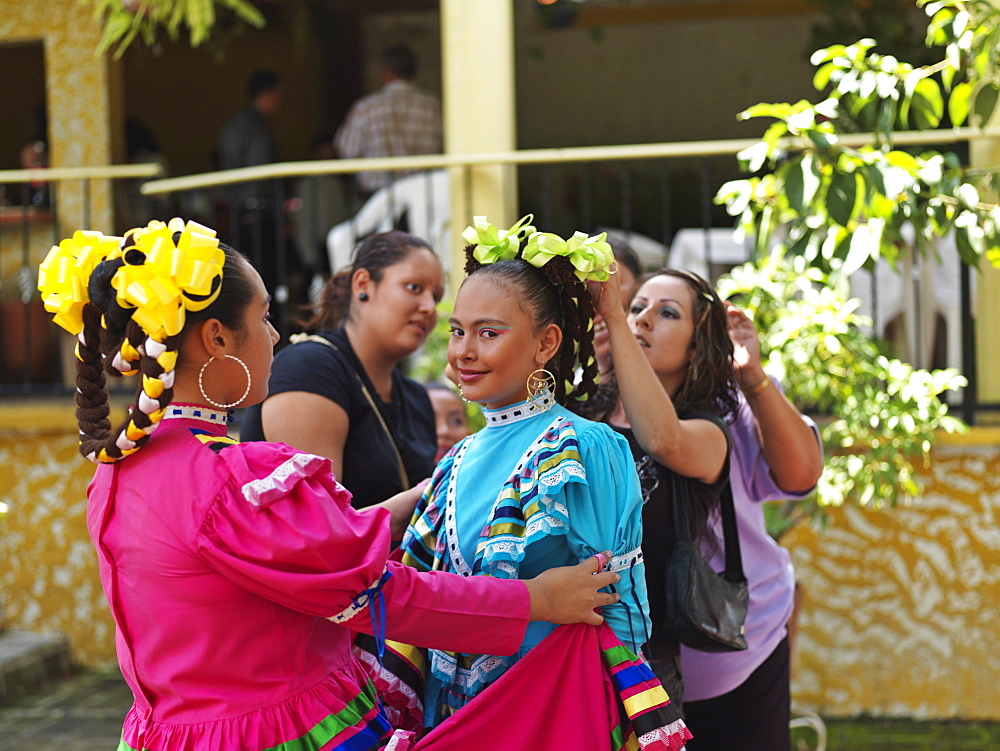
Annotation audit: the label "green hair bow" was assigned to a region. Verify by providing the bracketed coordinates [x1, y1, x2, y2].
[522, 230, 616, 282]
[461, 214, 536, 265]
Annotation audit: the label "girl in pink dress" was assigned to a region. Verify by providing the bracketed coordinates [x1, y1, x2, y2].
[37, 218, 621, 751]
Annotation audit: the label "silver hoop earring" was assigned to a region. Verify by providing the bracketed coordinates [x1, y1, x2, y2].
[198, 355, 252, 409]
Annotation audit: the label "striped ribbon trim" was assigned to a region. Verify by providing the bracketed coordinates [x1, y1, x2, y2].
[601, 631, 692, 751]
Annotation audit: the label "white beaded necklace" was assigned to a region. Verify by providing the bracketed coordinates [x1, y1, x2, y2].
[483, 391, 555, 427]
[162, 404, 233, 424]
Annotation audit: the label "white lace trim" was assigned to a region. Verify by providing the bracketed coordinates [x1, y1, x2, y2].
[538, 463, 586, 487]
[443, 438, 475, 576]
[479, 502, 570, 571]
[638, 719, 692, 750]
[240, 452, 326, 507]
[327, 569, 388, 623]
[492, 560, 517, 578]
[353, 646, 422, 722]
[525, 502, 569, 536]
[385, 730, 417, 751]
[430, 649, 511, 693]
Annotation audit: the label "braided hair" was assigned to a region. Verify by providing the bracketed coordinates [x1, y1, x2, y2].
[74, 234, 253, 463]
[462, 246, 599, 406]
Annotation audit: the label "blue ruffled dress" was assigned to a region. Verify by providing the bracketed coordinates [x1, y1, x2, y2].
[399, 394, 650, 726]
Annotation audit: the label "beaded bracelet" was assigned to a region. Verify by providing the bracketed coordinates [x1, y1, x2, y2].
[744, 373, 771, 396]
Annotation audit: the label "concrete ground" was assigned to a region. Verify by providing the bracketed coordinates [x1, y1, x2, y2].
[3, 667, 999, 750]
[0, 668, 132, 749]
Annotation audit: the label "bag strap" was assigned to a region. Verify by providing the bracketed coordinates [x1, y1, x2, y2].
[289, 333, 410, 490]
[717, 483, 745, 583]
[670, 465, 745, 584]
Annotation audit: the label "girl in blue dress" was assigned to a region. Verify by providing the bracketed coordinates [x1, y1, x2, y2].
[397, 218, 671, 733]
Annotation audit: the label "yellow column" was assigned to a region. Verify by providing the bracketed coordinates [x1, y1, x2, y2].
[440, 0, 518, 293]
[970, 0, 1000, 412]
[970, 136, 1000, 412]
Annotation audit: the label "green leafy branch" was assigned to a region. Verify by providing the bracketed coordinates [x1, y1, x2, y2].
[716, 1, 1000, 277]
[719, 251, 967, 536]
[83, 0, 265, 58]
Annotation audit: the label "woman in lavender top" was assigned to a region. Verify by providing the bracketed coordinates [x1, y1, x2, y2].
[679, 303, 822, 751]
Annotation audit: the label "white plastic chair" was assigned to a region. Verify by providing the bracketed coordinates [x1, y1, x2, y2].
[789, 708, 828, 751]
[849, 228, 971, 374]
[668, 227, 753, 280]
[325, 169, 451, 274]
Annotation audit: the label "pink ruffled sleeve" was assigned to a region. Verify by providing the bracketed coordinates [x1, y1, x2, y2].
[197, 441, 530, 656]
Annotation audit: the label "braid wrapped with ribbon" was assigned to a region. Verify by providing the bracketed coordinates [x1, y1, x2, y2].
[460, 215, 613, 404]
[38, 218, 227, 463]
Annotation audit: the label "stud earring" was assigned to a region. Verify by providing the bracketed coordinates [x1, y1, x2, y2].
[359, 292, 369, 302]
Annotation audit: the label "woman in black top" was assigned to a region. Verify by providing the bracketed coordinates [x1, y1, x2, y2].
[579, 268, 738, 709]
[242, 231, 443, 509]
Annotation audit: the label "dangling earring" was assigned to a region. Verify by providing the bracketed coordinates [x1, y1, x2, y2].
[199, 355, 252, 409]
[526, 368, 556, 404]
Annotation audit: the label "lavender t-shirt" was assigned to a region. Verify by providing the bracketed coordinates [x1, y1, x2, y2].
[680, 378, 820, 702]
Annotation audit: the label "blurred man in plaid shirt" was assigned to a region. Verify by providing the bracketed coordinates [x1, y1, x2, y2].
[335, 44, 442, 199]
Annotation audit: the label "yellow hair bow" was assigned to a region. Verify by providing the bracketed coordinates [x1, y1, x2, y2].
[461, 214, 536, 265]
[37, 231, 124, 334]
[111, 218, 225, 341]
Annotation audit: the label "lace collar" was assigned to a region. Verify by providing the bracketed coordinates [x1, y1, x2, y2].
[483, 391, 555, 428]
[162, 404, 233, 424]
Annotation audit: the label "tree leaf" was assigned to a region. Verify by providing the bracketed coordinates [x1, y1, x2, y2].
[957, 182, 980, 209]
[948, 80, 974, 126]
[813, 62, 837, 91]
[738, 141, 770, 173]
[954, 211, 985, 265]
[864, 163, 887, 198]
[973, 83, 999, 128]
[843, 220, 884, 276]
[810, 44, 847, 66]
[784, 153, 821, 213]
[827, 171, 859, 226]
[912, 78, 944, 128]
[899, 69, 924, 127]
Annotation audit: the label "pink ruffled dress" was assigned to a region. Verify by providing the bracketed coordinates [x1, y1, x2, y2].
[86, 406, 530, 751]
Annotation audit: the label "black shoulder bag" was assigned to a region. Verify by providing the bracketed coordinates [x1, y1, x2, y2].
[662, 475, 749, 652]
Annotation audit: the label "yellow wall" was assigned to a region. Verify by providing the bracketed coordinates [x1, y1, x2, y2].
[1, 423, 117, 669]
[785, 432, 1000, 719]
[0, 0, 115, 234]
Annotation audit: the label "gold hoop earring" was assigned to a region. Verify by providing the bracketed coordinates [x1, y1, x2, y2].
[199, 355, 251, 409]
[526, 368, 556, 401]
